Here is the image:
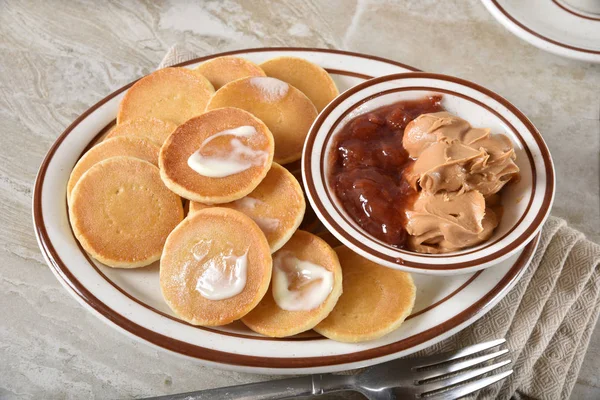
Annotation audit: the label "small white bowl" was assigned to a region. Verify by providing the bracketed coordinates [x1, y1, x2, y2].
[302, 72, 555, 275]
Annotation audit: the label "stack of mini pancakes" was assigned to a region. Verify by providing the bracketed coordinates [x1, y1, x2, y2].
[67, 56, 416, 342]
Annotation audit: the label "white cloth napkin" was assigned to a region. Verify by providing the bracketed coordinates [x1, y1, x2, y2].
[158, 44, 198, 69]
[159, 45, 600, 400]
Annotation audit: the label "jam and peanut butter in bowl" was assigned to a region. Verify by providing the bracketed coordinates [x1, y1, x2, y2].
[301, 72, 552, 274]
[329, 94, 520, 254]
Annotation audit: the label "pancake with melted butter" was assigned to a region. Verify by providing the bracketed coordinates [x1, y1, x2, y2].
[104, 117, 177, 146]
[160, 208, 272, 326]
[189, 162, 305, 252]
[206, 77, 317, 164]
[159, 107, 274, 204]
[69, 157, 183, 268]
[260, 56, 338, 112]
[241, 230, 342, 337]
[314, 246, 415, 342]
[67, 136, 160, 203]
[117, 67, 214, 125]
[194, 56, 265, 90]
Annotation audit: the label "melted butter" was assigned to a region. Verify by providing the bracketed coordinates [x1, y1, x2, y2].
[234, 196, 262, 209]
[233, 196, 280, 233]
[191, 240, 248, 300]
[253, 216, 280, 232]
[187, 126, 268, 178]
[249, 77, 289, 102]
[272, 251, 333, 311]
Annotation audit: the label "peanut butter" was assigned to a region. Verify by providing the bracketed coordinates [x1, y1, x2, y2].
[403, 112, 519, 253]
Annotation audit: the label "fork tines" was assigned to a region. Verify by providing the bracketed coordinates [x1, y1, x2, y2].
[413, 339, 512, 399]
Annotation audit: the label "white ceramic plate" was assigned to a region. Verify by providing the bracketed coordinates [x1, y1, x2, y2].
[482, 0, 600, 63]
[33, 48, 539, 374]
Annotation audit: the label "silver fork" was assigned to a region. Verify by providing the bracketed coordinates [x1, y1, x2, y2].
[145, 339, 511, 400]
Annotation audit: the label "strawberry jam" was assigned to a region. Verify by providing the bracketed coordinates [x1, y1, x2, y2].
[329, 95, 443, 248]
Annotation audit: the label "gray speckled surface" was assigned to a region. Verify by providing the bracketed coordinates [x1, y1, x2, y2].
[0, 0, 598, 398]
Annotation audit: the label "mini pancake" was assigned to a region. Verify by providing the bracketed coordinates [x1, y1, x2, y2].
[104, 117, 177, 146]
[241, 230, 342, 337]
[315, 246, 415, 342]
[194, 56, 266, 90]
[69, 157, 183, 268]
[159, 107, 274, 204]
[67, 136, 160, 203]
[117, 67, 215, 125]
[260, 56, 339, 112]
[206, 77, 317, 164]
[160, 208, 272, 326]
[189, 163, 305, 252]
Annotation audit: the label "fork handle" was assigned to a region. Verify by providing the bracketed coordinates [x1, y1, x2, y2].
[144, 374, 355, 400]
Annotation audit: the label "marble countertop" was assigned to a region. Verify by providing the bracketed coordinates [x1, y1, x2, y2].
[1, 0, 598, 398]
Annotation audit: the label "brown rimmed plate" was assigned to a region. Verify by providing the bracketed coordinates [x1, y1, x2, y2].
[33, 48, 540, 374]
[482, 0, 600, 63]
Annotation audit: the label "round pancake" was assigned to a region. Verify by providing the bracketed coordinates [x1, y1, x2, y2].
[159, 107, 274, 204]
[117, 67, 215, 125]
[260, 56, 339, 112]
[67, 136, 160, 203]
[160, 208, 272, 326]
[314, 246, 416, 342]
[104, 117, 177, 145]
[194, 56, 266, 90]
[189, 163, 305, 252]
[69, 157, 183, 268]
[206, 77, 317, 164]
[242, 230, 342, 337]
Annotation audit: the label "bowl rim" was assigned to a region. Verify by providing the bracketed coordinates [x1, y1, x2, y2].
[302, 72, 555, 274]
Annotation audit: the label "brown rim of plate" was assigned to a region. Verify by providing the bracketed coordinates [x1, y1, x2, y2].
[33, 47, 535, 368]
[552, 0, 600, 21]
[303, 72, 554, 271]
[491, 0, 600, 54]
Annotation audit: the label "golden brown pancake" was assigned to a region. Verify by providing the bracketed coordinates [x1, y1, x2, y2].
[159, 107, 274, 204]
[206, 77, 317, 164]
[69, 157, 183, 268]
[189, 163, 305, 252]
[104, 117, 177, 146]
[67, 136, 160, 203]
[160, 208, 272, 326]
[194, 56, 266, 90]
[315, 246, 415, 342]
[101, 123, 118, 139]
[260, 56, 339, 112]
[117, 67, 214, 125]
[242, 230, 342, 337]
